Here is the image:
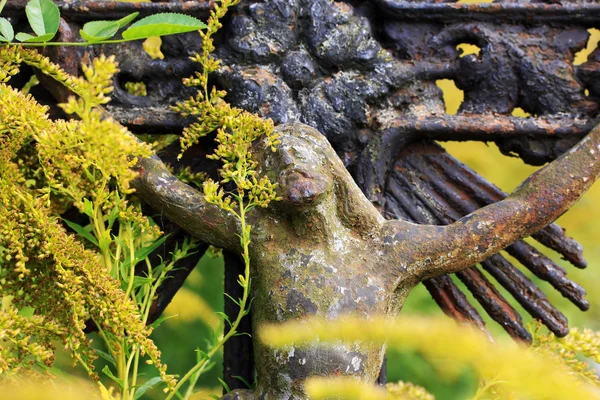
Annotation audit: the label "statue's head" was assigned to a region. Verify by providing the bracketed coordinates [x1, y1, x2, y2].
[264, 124, 335, 209]
[256, 123, 383, 230]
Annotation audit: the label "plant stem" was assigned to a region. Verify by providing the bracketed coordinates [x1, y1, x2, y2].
[5, 39, 133, 47]
[167, 197, 251, 400]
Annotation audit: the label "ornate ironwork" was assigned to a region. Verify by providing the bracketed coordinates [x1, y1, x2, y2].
[6, 0, 600, 391]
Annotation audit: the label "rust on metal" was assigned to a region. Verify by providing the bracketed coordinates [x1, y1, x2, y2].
[6, 0, 600, 393]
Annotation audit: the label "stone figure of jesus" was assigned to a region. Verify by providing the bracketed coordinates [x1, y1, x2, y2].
[134, 121, 600, 399]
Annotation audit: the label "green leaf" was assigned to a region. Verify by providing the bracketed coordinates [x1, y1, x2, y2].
[0, 18, 13, 42]
[0, 0, 7, 14]
[108, 205, 120, 229]
[25, 0, 59, 37]
[15, 32, 35, 42]
[233, 375, 253, 389]
[122, 13, 206, 40]
[215, 311, 231, 326]
[116, 12, 139, 29]
[121, 235, 168, 269]
[79, 12, 139, 43]
[194, 348, 209, 360]
[16, 32, 55, 43]
[130, 275, 154, 290]
[218, 377, 231, 393]
[83, 198, 94, 217]
[102, 365, 123, 388]
[148, 314, 178, 330]
[63, 219, 99, 247]
[29, 32, 55, 43]
[82, 166, 95, 182]
[17, 306, 35, 318]
[80, 21, 119, 42]
[95, 349, 115, 365]
[224, 292, 240, 307]
[134, 377, 162, 399]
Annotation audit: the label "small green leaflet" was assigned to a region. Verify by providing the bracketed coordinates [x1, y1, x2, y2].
[0, 17, 13, 42]
[94, 349, 116, 365]
[15, 32, 34, 42]
[80, 21, 119, 42]
[17, 306, 35, 318]
[218, 377, 231, 393]
[83, 198, 94, 218]
[122, 13, 207, 40]
[233, 375, 253, 389]
[120, 234, 168, 269]
[0, 0, 7, 14]
[80, 12, 139, 42]
[148, 314, 178, 330]
[133, 377, 163, 399]
[102, 365, 124, 388]
[62, 219, 99, 247]
[23, 0, 59, 42]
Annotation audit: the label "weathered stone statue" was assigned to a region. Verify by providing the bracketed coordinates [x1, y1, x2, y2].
[134, 121, 600, 399]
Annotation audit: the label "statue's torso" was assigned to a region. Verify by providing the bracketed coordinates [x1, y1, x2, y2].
[246, 218, 393, 399]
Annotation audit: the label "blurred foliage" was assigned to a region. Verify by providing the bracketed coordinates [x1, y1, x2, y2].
[260, 315, 599, 400]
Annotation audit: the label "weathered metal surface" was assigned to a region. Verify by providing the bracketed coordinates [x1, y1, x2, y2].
[6, 0, 600, 392]
[384, 141, 586, 338]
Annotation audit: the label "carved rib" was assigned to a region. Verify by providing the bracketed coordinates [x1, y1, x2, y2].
[506, 241, 588, 311]
[388, 163, 531, 342]
[423, 276, 491, 337]
[402, 151, 588, 311]
[457, 267, 532, 342]
[403, 148, 589, 336]
[407, 166, 570, 335]
[385, 177, 489, 335]
[399, 154, 569, 334]
[481, 255, 569, 337]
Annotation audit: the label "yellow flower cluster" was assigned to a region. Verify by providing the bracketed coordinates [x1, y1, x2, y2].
[387, 382, 435, 400]
[260, 315, 599, 400]
[530, 321, 600, 385]
[0, 47, 171, 388]
[173, 0, 280, 214]
[174, 165, 209, 189]
[303, 377, 435, 399]
[124, 81, 147, 97]
[0, 47, 22, 82]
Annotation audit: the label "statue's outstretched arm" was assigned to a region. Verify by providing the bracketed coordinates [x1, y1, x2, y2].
[132, 155, 241, 252]
[385, 123, 600, 284]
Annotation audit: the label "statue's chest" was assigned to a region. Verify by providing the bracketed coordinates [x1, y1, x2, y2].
[253, 243, 391, 322]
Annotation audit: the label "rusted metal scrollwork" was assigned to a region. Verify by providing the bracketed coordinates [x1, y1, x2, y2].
[5, 0, 600, 393]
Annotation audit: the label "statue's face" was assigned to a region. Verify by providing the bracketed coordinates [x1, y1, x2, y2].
[264, 131, 335, 209]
